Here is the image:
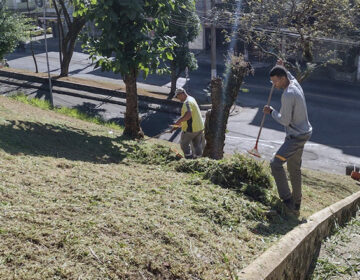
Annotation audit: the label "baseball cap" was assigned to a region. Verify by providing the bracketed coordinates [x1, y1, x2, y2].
[174, 88, 186, 97]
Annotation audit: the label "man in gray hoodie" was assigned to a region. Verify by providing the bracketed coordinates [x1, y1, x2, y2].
[263, 60, 312, 214]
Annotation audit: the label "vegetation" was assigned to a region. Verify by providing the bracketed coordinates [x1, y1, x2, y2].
[80, 0, 176, 139]
[0, 2, 29, 61]
[221, 0, 359, 82]
[0, 93, 359, 279]
[53, 0, 87, 77]
[161, 0, 200, 99]
[310, 212, 360, 279]
[11, 93, 121, 130]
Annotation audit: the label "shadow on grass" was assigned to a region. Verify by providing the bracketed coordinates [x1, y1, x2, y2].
[302, 172, 354, 196]
[249, 199, 306, 237]
[250, 216, 301, 237]
[0, 120, 134, 164]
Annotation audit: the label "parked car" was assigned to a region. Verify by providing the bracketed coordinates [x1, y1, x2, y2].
[28, 26, 52, 37]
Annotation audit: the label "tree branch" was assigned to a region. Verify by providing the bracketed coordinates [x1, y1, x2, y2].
[57, 0, 71, 28]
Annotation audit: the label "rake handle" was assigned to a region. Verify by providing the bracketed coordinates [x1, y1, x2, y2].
[254, 85, 275, 147]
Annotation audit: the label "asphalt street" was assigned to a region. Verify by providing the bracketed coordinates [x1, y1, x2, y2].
[4, 40, 360, 175]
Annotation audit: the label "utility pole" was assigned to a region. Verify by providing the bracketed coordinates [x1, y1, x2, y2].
[210, 0, 217, 79]
[43, 0, 54, 107]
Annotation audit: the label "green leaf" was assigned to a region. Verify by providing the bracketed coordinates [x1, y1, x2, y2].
[166, 52, 173, 60]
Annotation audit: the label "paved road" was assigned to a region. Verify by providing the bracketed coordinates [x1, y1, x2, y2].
[5, 41, 360, 174]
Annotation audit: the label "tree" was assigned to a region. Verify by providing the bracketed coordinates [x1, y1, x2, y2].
[79, 0, 176, 139]
[0, 1, 29, 62]
[222, 0, 357, 82]
[162, 0, 200, 99]
[203, 54, 253, 159]
[26, 0, 39, 73]
[53, 0, 87, 77]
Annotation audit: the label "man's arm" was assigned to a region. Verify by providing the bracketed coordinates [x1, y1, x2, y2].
[174, 111, 192, 126]
[171, 102, 192, 131]
[271, 92, 294, 126]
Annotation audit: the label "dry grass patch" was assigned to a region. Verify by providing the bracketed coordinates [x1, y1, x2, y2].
[0, 95, 359, 279]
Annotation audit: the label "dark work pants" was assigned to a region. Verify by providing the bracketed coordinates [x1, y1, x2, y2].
[270, 133, 311, 204]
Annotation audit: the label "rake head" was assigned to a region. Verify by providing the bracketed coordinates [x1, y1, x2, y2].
[247, 147, 261, 158]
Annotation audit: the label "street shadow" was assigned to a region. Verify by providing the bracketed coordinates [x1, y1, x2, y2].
[73, 102, 106, 118]
[68, 63, 96, 76]
[0, 77, 53, 102]
[34, 81, 54, 102]
[139, 110, 177, 137]
[108, 110, 178, 139]
[0, 120, 132, 164]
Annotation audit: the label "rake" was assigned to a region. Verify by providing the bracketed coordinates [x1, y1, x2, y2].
[248, 84, 275, 158]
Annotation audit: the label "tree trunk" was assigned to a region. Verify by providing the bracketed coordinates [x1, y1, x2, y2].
[203, 78, 225, 159]
[168, 61, 178, 99]
[123, 69, 144, 139]
[26, 0, 38, 73]
[59, 31, 79, 77]
[203, 54, 252, 159]
[53, 0, 85, 77]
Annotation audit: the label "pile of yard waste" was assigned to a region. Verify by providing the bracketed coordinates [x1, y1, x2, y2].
[130, 142, 277, 206]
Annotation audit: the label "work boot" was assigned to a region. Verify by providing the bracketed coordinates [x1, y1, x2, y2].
[283, 198, 295, 210]
[293, 202, 301, 217]
[283, 199, 300, 218]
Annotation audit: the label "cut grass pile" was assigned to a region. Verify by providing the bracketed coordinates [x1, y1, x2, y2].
[175, 156, 275, 205]
[0, 94, 359, 279]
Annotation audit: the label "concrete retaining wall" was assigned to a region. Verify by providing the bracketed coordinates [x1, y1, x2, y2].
[238, 190, 360, 280]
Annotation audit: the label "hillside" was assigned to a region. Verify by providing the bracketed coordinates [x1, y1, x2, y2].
[0, 95, 359, 279]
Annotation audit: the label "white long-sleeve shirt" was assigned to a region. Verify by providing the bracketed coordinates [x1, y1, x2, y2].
[271, 72, 312, 137]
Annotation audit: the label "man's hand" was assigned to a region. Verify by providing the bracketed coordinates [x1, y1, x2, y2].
[170, 124, 180, 133]
[263, 105, 274, 115]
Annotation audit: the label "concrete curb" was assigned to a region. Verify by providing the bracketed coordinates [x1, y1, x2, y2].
[238, 190, 360, 280]
[0, 69, 182, 114]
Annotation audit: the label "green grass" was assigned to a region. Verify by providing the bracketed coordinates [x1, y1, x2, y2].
[11, 92, 122, 131]
[310, 212, 360, 280]
[0, 94, 359, 279]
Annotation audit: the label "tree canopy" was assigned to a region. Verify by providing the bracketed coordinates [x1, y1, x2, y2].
[77, 0, 177, 138]
[221, 0, 359, 81]
[80, 0, 176, 78]
[0, 1, 29, 61]
[160, 0, 200, 98]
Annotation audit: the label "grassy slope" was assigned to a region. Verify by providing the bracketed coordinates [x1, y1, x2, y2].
[0, 96, 359, 279]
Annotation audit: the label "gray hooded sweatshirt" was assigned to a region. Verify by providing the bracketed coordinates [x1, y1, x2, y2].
[271, 72, 312, 137]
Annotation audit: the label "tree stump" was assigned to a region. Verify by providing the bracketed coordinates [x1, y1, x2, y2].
[203, 54, 253, 159]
